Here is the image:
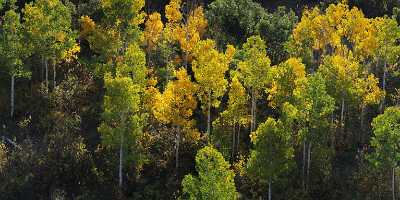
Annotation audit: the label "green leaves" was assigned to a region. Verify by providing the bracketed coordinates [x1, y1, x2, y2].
[247, 117, 294, 185]
[368, 106, 400, 168]
[181, 146, 238, 200]
[23, 0, 76, 60]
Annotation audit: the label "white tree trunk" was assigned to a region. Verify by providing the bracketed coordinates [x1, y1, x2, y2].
[10, 74, 15, 118]
[303, 140, 306, 191]
[393, 167, 396, 200]
[53, 61, 56, 88]
[175, 130, 180, 174]
[268, 180, 272, 200]
[380, 61, 387, 113]
[231, 125, 235, 162]
[207, 89, 211, 136]
[119, 130, 123, 188]
[45, 59, 49, 90]
[307, 142, 312, 191]
[341, 97, 345, 133]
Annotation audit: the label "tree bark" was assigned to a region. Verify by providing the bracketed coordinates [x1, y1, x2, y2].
[207, 89, 211, 136]
[307, 142, 312, 191]
[119, 130, 123, 189]
[303, 140, 306, 192]
[53, 61, 56, 88]
[392, 167, 396, 200]
[45, 59, 49, 91]
[237, 126, 241, 155]
[251, 88, 256, 132]
[231, 125, 235, 163]
[268, 180, 272, 200]
[341, 97, 345, 134]
[175, 129, 180, 175]
[11, 74, 15, 118]
[380, 61, 387, 113]
[360, 106, 365, 143]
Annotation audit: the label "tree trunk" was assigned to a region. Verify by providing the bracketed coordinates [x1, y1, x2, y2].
[53, 61, 56, 88]
[207, 89, 211, 136]
[380, 61, 387, 113]
[307, 142, 312, 191]
[237, 126, 241, 155]
[119, 131, 123, 188]
[231, 125, 235, 163]
[251, 88, 256, 132]
[175, 130, 180, 174]
[45, 59, 49, 90]
[268, 180, 272, 200]
[341, 97, 345, 134]
[392, 167, 396, 200]
[303, 140, 306, 192]
[11, 74, 15, 118]
[360, 106, 365, 143]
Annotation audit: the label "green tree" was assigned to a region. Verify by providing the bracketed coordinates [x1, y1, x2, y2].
[98, 73, 145, 189]
[220, 76, 249, 161]
[237, 35, 271, 132]
[23, 0, 77, 90]
[293, 73, 335, 191]
[192, 39, 235, 136]
[0, 10, 31, 118]
[368, 106, 400, 200]
[247, 117, 294, 200]
[373, 17, 400, 112]
[181, 145, 238, 200]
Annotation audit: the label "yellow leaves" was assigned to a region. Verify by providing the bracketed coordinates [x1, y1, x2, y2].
[192, 39, 232, 108]
[267, 58, 306, 108]
[165, 0, 182, 24]
[61, 43, 80, 62]
[79, 16, 96, 38]
[356, 74, 385, 106]
[153, 68, 198, 128]
[144, 12, 164, 50]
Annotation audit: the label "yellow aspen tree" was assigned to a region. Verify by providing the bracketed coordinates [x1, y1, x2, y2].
[267, 58, 306, 109]
[237, 35, 271, 132]
[192, 39, 235, 136]
[153, 68, 198, 173]
[220, 76, 250, 161]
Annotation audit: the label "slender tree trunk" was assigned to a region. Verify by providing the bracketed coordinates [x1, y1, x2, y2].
[207, 89, 211, 136]
[237, 126, 240, 155]
[251, 89, 256, 132]
[341, 97, 345, 134]
[307, 142, 312, 191]
[45, 59, 49, 90]
[119, 130, 123, 188]
[303, 140, 306, 192]
[175, 129, 180, 174]
[11, 74, 15, 118]
[231, 125, 235, 163]
[53, 61, 56, 88]
[268, 180, 272, 200]
[392, 167, 396, 200]
[380, 61, 387, 113]
[360, 106, 365, 143]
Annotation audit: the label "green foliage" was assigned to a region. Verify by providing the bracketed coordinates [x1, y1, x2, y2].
[98, 73, 145, 165]
[23, 0, 76, 61]
[247, 117, 294, 186]
[0, 10, 31, 78]
[368, 106, 400, 168]
[181, 146, 238, 200]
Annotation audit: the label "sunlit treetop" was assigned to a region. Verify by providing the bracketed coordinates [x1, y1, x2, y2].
[144, 12, 164, 50]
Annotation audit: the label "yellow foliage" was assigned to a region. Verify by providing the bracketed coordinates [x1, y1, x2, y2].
[153, 68, 197, 128]
[144, 12, 164, 50]
[79, 16, 96, 38]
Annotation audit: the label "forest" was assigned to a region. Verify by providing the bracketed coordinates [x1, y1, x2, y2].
[0, 0, 400, 199]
